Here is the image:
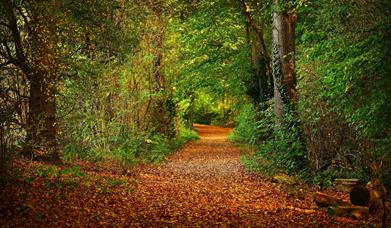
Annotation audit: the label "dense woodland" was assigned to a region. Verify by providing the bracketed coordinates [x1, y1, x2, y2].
[1, 0, 390, 226]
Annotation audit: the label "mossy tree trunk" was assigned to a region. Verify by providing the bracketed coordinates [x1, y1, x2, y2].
[150, 3, 176, 138]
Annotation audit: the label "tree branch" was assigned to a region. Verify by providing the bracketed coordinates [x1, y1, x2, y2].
[3, 0, 27, 64]
[2, 40, 13, 59]
[240, 0, 268, 56]
[5, 88, 30, 99]
[15, 6, 31, 32]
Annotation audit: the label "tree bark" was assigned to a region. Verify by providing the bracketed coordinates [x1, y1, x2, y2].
[26, 70, 58, 161]
[282, 12, 297, 101]
[350, 183, 383, 210]
[28, 2, 59, 161]
[271, 0, 297, 125]
[330, 205, 369, 219]
[272, 0, 286, 125]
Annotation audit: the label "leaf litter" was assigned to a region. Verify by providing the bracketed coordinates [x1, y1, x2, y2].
[0, 124, 382, 227]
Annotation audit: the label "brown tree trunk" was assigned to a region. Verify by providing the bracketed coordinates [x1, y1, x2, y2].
[282, 12, 297, 102]
[271, 0, 297, 125]
[2, 0, 59, 161]
[26, 70, 58, 161]
[314, 192, 351, 207]
[26, 3, 59, 162]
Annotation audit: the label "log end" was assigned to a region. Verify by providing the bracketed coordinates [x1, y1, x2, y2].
[350, 186, 370, 206]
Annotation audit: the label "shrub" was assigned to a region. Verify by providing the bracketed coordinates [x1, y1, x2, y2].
[228, 104, 258, 144]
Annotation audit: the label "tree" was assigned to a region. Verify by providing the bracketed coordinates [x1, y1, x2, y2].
[240, 0, 273, 119]
[147, 0, 176, 138]
[271, 0, 297, 124]
[1, 0, 60, 161]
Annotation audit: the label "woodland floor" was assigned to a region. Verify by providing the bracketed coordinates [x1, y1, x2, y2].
[0, 124, 383, 227]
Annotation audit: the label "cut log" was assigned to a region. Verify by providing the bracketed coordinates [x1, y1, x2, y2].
[329, 205, 369, 219]
[333, 178, 361, 192]
[350, 185, 370, 206]
[313, 192, 351, 207]
[350, 184, 382, 209]
[334, 178, 361, 184]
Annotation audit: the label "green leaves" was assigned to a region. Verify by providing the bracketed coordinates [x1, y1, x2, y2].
[171, 0, 251, 125]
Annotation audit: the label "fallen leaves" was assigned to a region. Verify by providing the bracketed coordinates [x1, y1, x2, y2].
[0, 124, 386, 227]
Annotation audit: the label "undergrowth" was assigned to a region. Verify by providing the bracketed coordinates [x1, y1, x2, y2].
[63, 126, 199, 169]
[231, 101, 379, 188]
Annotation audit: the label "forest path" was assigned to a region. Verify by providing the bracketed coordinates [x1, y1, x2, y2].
[127, 124, 345, 226]
[1, 125, 363, 227]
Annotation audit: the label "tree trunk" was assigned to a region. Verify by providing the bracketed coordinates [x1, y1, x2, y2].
[350, 183, 382, 210]
[241, 0, 272, 111]
[272, 0, 286, 125]
[271, 0, 297, 125]
[330, 205, 369, 219]
[333, 178, 361, 192]
[25, 2, 59, 162]
[3, 0, 58, 161]
[150, 7, 175, 138]
[282, 12, 297, 101]
[25, 70, 59, 162]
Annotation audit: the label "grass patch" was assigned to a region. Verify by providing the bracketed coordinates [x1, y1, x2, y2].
[63, 127, 199, 169]
[179, 127, 199, 142]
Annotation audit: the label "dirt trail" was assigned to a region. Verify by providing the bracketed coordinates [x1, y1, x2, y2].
[127, 124, 351, 226]
[1, 124, 364, 227]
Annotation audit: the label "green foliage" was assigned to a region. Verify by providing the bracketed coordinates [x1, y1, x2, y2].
[235, 0, 391, 189]
[56, 1, 192, 168]
[64, 132, 167, 166]
[179, 127, 199, 142]
[35, 165, 58, 178]
[297, 0, 391, 138]
[228, 104, 258, 144]
[231, 101, 306, 174]
[240, 154, 280, 177]
[172, 0, 250, 126]
[1, 0, 389, 191]
[257, 109, 307, 174]
[63, 123, 199, 168]
[296, 0, 391, 186]
[60, 166, 85, 177]
[105, 178, 128, 188]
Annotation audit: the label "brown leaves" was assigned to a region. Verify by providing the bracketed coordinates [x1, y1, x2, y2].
[0, 125, 382, 227]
